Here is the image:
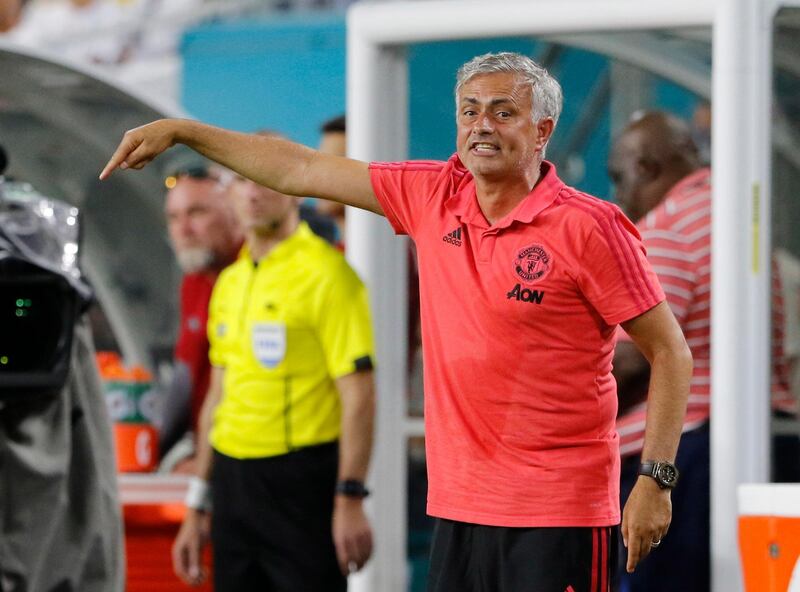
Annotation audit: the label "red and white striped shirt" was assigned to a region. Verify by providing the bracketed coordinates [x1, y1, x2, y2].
[616, 168, 794, 458]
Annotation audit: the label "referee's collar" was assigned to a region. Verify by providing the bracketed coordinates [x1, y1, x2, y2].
[240, 221, 313, 264]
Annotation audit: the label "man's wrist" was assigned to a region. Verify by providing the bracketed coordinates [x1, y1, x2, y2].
[170, 118, 199, 148]
[636, 474, 670, 492]
[334, 495, 365, 511]
[335, 479, 370, 499]
[638, 459, 679, 489]
[185, 476, 212, 511]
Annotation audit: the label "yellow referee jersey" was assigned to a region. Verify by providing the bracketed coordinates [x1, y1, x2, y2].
[207, 222, 374, 459]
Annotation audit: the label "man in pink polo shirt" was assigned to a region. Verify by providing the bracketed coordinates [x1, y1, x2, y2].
[101, 52, 692, 591]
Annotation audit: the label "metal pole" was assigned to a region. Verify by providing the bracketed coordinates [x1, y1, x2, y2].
[346, 7, 410, 591]
[711, 0, 773, 590]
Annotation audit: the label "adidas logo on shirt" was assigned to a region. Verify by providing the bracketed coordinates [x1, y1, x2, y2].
[442, 227, 462, 246]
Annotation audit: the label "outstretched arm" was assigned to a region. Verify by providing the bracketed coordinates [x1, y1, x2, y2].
[100, 118, 383, 215]
[619, 301, 691, 573]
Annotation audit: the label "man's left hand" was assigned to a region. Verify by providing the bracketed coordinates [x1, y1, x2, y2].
[332, 496, 373, 575]
[621, 476, 672, 573]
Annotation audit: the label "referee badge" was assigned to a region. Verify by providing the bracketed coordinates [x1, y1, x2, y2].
[252, 322, 286, 368]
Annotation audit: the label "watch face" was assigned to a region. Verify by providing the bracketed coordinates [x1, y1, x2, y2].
[656, 464, 678, 486]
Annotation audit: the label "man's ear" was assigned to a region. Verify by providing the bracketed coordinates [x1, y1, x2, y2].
[536, 118, 555, 151]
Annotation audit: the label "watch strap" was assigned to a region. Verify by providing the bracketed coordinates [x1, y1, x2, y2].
[638, 460, 679, 489]
[335, 479, 370, 498]
[639, 461, 658, 478]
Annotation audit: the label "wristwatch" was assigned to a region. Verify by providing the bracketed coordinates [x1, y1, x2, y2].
[638, 460, 679, 489]
[335, 479, 370, 499]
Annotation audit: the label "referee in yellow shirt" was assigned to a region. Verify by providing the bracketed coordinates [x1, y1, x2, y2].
[171, 160, 376, 592]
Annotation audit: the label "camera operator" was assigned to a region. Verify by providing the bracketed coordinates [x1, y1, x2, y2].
[0, 145, 124, 592]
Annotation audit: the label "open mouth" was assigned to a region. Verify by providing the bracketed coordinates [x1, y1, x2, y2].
[470, 142, 499, 154]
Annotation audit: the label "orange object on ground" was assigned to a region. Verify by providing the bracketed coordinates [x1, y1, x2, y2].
[125, 504, 212, 592]
[97, 351, 160, 472]
[121, 476, 213, 592]
[115, 423, 158, 472]
[738, 484, 800, 591]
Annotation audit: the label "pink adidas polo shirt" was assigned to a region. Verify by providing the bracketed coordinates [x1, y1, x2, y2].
[370, 155, 664, 527]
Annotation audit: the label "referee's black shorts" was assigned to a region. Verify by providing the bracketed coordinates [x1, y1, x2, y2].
[427, 518, 616, 592]
[209, 443, 346, 592]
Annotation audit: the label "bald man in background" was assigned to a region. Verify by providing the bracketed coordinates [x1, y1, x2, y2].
[609, 111, 798, 592]
[160, 152, 242, 471]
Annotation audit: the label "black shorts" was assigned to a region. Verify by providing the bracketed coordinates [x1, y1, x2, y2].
[427, 518, 616, 592]
[210, 443, 346, 592]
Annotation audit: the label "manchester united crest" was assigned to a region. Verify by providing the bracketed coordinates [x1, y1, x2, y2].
[514, 244, 551, 284]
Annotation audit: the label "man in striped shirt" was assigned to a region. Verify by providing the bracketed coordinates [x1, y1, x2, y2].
[609, 111, 797, 592]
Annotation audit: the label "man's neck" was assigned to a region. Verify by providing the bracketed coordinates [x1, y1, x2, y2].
[206, 244, 242, 276]
[655, 164, 702, 210]
[474, 164, 542, 226]
[248, 213, 299, 262]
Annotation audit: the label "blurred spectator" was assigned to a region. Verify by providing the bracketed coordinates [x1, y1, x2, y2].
[158, 149, 242, 473]
[609, 111, 708, 591]
[0, 0, 25, 32]
[5, 0, 211, 68]
[253, 128, 340, 245]
[298, 198, 339, 246]
[3, 0, 354, 106]
[609, 111, 799, 592]
[690, 101, 712, 166]
[274, 0, 356, 10]
[314, 114, 347, 243]
[319, 114, 346, 157]
[8, 0, 135, 64]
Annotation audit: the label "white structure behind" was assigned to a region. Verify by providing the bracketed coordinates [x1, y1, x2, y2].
[711, 0, 777, 589]
[345, 32, 410, 592]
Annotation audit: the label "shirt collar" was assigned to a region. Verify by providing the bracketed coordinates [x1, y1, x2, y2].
[242, 221, 312, 264]
[667, 166, 711, 196]
[444, 158, 564, 230]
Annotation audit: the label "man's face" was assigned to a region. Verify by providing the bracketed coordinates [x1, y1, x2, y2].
[456, 72, 551, 183]
[319, 130, 346, 157]
[607, 131, 658, 223]
[226, 175, 296, 234]
[164, 176, 240, 273]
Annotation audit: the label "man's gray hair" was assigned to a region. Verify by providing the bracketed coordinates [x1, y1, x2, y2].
[455, 52, 563, 128]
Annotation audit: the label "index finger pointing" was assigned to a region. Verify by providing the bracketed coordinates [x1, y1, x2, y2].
[626, 535, 643, 573]
[99, 136, 138, 180]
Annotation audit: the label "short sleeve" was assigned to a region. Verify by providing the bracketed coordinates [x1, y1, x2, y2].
[577, 207, 665, 326]
[316, 263, 376, 379]
[369, 161, 446, 239]
[207, 277, 232, 368]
